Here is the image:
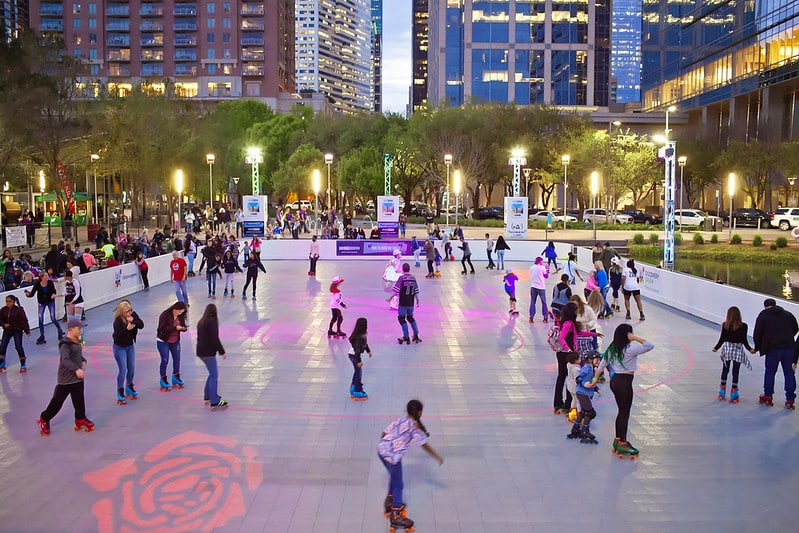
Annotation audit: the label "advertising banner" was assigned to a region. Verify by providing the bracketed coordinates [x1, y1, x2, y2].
[242, 195, 268, 237]
[504, 196, 528, 239]
[4, 226, 26, 247]
[376, 195, 400, 238]
[336, 240, 413, 257]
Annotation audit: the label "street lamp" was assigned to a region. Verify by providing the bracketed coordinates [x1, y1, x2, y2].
[522, 168, 532, 200]
[608, 120, 622, 134]
[788, 177, 797, 206]
[206, 153, 215, 217]
[312, 169, 321, 236]
[665, 105, 677, 138]
[90, 153, 99, 224]
[453, 169, 461, 227]
[175, 169, 184, 230]
[245, 147, 263, 195]
[678, 156, 687, 229]
[444, 153, 452, 227]
[561, 155, 570, 230]
[509, 148, 526, 197]
[728, 172, 735, 241]
[591, 171, 599, 241]
[324, 153, 333, 209]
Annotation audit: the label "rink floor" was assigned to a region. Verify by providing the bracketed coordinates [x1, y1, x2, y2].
[0, 258, 796, 533]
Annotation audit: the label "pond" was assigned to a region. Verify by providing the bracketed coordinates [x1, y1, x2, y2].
[668, 257, 796, 301]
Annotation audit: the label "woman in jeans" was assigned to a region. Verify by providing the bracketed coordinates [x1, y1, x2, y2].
[111, 300, 144, 405]
[196, 304, 228, 409]
[156, 301, 188, 391]
[24, 271, 63, 344]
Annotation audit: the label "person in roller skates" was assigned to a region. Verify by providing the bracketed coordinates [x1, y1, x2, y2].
[564, 351, 581, 424]
[551, 273, 572, 320]
[347, 317, 372, 400]
[378, 399, 444, 531]
[393, 263, 421, 344]
[458, 236, 474, 275]
[308, 235, 320, 276]
[0, 295, 31, 373]
[529, 257, 549, 323]
[383, 249, 403, 309]
[111, 300, 144, 405]
[712, 306, 754, 403]
[156, 301, 188, 391]
[595, 324, 654, 457]
[196, 304, 228, 410]
[503, 269, 519, 316]
[541, 241, 559, 272]
[242, 253, 267, 300]
[753, 298, 798, 409]
[568, 353, 602, 444]
[410, 236, 422, 267]
[555, 303, 600, 415]
[328, 276, 347, 338]
[38, 318, 93, 436]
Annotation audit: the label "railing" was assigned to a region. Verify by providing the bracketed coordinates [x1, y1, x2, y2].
[241, 5, 265, 15]
[107, 37, 131, 46]
[241, 37, 264, 45]
[109, 67, 132, 77]
[39, 6, 63, 16]
[141, 65, 164, 76]
[174, 37, 197, 46]
[241, 21, 265, 30]
[140, 6, 164, 16]
[39, 21, 63, 31]
[141, 52, 164, 61]
[106, 22, 130, 31]
[175, 65, 197, 76]
[243, 67, 265, 76]
[174, 53, 197, 61]
[241, 51, 264, 61]
[107, 5, 130, 16]
[140, 38, 164, 46]
[108, 51, 131, 61]
[140, 22, 164, 31]
[174, 23, 197, 31]
[174, 6, 197, 16]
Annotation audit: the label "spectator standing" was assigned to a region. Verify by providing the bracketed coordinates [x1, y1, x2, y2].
[399, 212, 407, 238]
[591, 242, 603, 264]
[753, 298, 799, 408]
[235, 208, 244, 238]
[184, 211, 195, 234]
[83, 248, 98, 272]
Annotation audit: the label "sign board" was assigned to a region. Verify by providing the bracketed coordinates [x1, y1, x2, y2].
[242, 195, 268, 237]
[336, 240, 412, 257]
[4, 226, 26, 248]
[376, 195, 400, 239]
[504, 196, 528, 239]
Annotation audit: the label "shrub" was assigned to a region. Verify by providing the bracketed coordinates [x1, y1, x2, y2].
[674, 233, 683, 245]
[632, 233, 644, 245]
[693, 233, 704, 244]
[770, 244, 778, 251]
[648, 233, 659, 245]
[731, 234, 742, 244]
[752, 235, 763, 247]
[710, 234, 719, 244]
[776, 236, 788, 248]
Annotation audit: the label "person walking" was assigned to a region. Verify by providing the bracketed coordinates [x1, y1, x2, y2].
[38, 318, 93, 436]
[25, 271, 63, 344]
[347, 317, 372, 400]
[0, 295, 31, 373]
[485, 233, 495, 270]
[156, 301, 188, 392]
[458, 236, 474, 275]
[394, 263, 421, 344]
[221, 250, 242, 298]
[595, 323, 655, 457]
[621, 259, 645, 321]
[241, 254, 267, 300]
[196, 304, 228, 410]
[712, 306, 754, 404]
[424, 238, 436, 278]
[528, 257, 550, 323]
[494, 235, 510, 271]
[327, 276, 347, 338]
[753, 298, 799, 408]
[169, 251, 189, 305]
[308, 235, 320, 276]
[112, 300, 144, 405]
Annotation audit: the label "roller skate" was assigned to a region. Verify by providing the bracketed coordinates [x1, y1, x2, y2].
[625, 312, 631, 320]
[74, 418, 95, 432]
[566, 423, 581, 440]
[210, 399, 229, 411]
[383, 494, 393, 517]
[786, 400, 795, 410]
[351, 390, 368, 401]
[579, 428, 598, 445]
[758, 394, 773, 407]
[171, 374, 185, 389]
[159, 376, 171, 392]
[389, 506, 414, 532]
[613, 439, 638, 459]
[434, 271, 441, 277]
[553, 405, 567, 415]
[397, 336, 410, 345]
[223, 289, 228, 297]
[567, 407, 578, 423]
[717, 384, 726, 401]
[38, 417, 50, 436]
[116, 388, 127, 405]
[728, 387, 740, 404]
[125, 383, 139, 400]
[412, 335, 422, 344]
[19, 359, 26, 373]
[242, 292, 247, 299]
[0, 361, 5, 373]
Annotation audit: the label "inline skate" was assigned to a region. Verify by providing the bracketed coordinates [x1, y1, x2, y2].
[579, 427, 598, 445]
[566, 423, 581, 440]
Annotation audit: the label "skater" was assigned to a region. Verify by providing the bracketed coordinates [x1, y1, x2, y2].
[494, 235, 510, 271]
[528, 257, 549, 323]
[555, 302, 600, 414]
[583, 268, 599, 301]
[169, 251, 189, 305]
[308, 235, 320, 276]
[458, 236, 474, 274]
[196, 304, 228, 410]
[348, 317, 372, 400]
[221, 250, 242, 298]
[383, 249, 403, 309]
[241, 254, 266, 300]
[410, 236, 422, 267]
[378, 399, 444, 530]
[111, 300, 144, 405]
[541, 241, 559, 271]
[712, 306, 754, 403]
[433, 245, 442, 276]
[564, 351, 581, 424]
[184, 234, 197, 276]
[485, 233, 495, 269]
[424, 238, 435, 278]
[62, 270, 84, 323]
[38, 318, 93, 436]
[0, 295, 31, 373]
[328, 276, 347, 338]
[608, 257, 623, 312]
[156, 301, 188, 391]
[593, 260, 613, 318]
[621, 259, 645, 320]
[569, 352, 602, 444]
[206, 252, 221, 298]
[393, 263, 421, 344]
[135, 251, 149, 291]
[595, 323, 655, 457]
[550, 273, 572, 319]
[571, 294, 600, 352]
[442, 230, 452, 261]
[503, 269, 519, 316]
[563, 251, 583, 285]
[25, 271, 64, 344]
[753, 298, 799, 408]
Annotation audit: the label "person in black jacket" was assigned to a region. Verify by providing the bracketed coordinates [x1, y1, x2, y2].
[348, 317, 372, 400]
[112, 300, 145, 405]
[241, 254, 266, 300]
[196, 304, 227, 409]
[156, 301, 188, 391]
[712, 306, 755, 404]
[753, 298, 799, 408]
[0, 295, 31, 373]
[24, 271, 63, 344]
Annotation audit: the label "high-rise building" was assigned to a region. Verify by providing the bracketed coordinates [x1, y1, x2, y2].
[426, 0, 610, 108]
[295, 0, 373, 114]
[371, 0, 381, 113]
[411, 0, 428, 112]
[28, 0, 295, 107]
[611, 0, 641, 103]
[1, 0, 29, 42]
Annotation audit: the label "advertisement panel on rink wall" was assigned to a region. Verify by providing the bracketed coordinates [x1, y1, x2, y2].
[376, 196, 400, 238]
[242, 195, 268, 237]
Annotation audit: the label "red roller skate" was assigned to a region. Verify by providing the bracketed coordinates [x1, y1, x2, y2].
[758, 394, 773, 407]
[74, 418, 95, 432]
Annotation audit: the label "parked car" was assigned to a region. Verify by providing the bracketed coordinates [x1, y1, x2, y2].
[674, 209, 720, 227]
[528, 210, 578, 223]
[476, 207, 503, 220]
[621, 209, 662, 225]
[409, 202, 430, 216]
[724, 208, 771, 228]
[770, 207, 799, 230]
[582, 208, 633, 224]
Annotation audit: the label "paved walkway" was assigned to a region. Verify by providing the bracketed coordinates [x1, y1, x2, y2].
[0, 259, 795, 532]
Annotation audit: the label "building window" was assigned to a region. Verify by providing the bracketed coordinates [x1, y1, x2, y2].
[72, 3, 81, 14]
[73, 19, 82, 30]
[223, 18, 231, 29]
[73, 49, 82, 58]
[208, 32, 215, 43]
[88, 18, 96, 29]
[89, 49, 97, 59]
[88, 3, 96, 14]
[207, 2, 215, 14]
[246, 83, 259, 96]
[223, 2, 231, 14]
[208, 49, 216, 59]
[90, 64, 99, 75]
[89, 33, 97, 44]
[223, 48, 232, 59]
[222, 33, 231, 43]
[73, 35, 82, 45]
[207, 64, 216, 74]
[207, 18, 216, 29]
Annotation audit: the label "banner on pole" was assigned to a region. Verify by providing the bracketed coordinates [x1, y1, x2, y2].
[377, 195, 400, 238]
[242, 195, 268, 237]
[504, 196, 528, 239]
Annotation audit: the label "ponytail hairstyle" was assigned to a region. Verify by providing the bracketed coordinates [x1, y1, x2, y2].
[604, 323, 634, 368]
[627, 259, 637, 277]
[406, 399, 430, 437]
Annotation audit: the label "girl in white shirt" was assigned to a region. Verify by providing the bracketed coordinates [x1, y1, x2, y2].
[621, 258, 645, 321]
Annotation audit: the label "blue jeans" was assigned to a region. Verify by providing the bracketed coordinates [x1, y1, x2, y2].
[763, 348, 796, 401]
[0, 331, 25, 364]
[349, 354, 364, 392]
[496, 249, 505, 270]
[112, 343, 136, 389]
[187, 252, 196, 273]
[397, 306, 419, 338]
[37, 301, 63, 340]
[487, 250, 494, 267]
[600, 286, 613, 316]
[379, 453, 404, 508]
[529, 287, 548, 319]
[157, 340, 181, 377]
[207, 272, 217, 294]
[173, 280, 188, 303]
[201, 356, 220, 404]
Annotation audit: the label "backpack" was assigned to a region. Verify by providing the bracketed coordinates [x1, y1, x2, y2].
[547, 323, 562, 352]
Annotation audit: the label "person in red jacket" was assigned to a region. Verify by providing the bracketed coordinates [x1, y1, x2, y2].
[0, 295, 31, 373]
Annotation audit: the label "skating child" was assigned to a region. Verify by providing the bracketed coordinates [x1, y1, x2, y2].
[564, 351, 581, 423]
[712, 306, 754, 403]
[221, 250, 242, 298]
[378, 399, 444, 530]
[563, 252, 583, 285]
[433, 246, 442, 276]
[410, 237, 422, 267]
[347, 317, 372, 400]
[609, 257, 623, 311]
[568, 353, 602, 444]
[503, 269, 519, 315]
[587, 288, 604, 319]
[206, 252, 221, 298]
[328, 276, 347, 338]
[541, 241, 560, 272]
[551, 274, 572, 319]
[242, 240, 251, 264]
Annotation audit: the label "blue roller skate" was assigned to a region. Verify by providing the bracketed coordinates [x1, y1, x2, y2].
[125, 383, 139, 400]
[717, 384, 726, 401]
[116, 388, 127, 405]
[171, 374, 185, 389]
[728, 386, 740, 404]
[159, 376, 171, 392]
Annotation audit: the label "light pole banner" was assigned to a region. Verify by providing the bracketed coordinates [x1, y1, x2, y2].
[242, 195, 268, 237]
[377, 195, 400, 238]
[504, 196, 528, 239]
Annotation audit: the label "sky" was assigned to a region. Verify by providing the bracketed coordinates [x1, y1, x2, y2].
[380, 2, 412, 114]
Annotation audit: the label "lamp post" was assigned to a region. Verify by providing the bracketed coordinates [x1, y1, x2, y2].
[728, 173, 735, 241]
[788, 177, 797, 206]
[206, 153, 215, 216]
[591, 171, 599, 241]
[522, 168, 532, 201]
[678, 156, 687, 229]
[245, 147, 263, 196]
[90, 153, 99, 224]
[453, 169, 461, 227]
[312, 169, 321, 236]
[175, 169, 184, 230]
[324, 153, 333, 210]
[608, 120, 621, 134]
[508, 148, 526, 197]
[444, 153, 452, 227]
[665, 105, 677, 137]
[561, 155, 570, 230]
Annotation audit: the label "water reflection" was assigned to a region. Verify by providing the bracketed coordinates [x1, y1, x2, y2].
[673, 258, 795, 300]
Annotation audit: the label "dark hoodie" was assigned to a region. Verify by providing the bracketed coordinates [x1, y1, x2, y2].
[753, 305, 798, 354]
[57, 336, 86, 385]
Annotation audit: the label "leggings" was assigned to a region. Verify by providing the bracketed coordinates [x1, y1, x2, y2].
[223, 272, 235, 293]
[41, 381, 86, 422]
[554, 351, 572, 409]
[242, 272, 258, 296]
[721, 361, 741, 387]
[610, 373, 635, 441]
[329, 308, 343, 333]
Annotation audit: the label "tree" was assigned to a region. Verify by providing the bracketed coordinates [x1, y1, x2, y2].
[270, 143, 323, 204]
[713, 140, 774, 208]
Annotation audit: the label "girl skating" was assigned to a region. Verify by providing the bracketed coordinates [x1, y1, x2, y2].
[347, 317, 372, 400]
[712, 306, 754, 403]
[0, 295, 31, 373]
[111, 300, 144, 405]
[503, 269, 519, 316]
[197, 304, 228, 410]
[328, 276, 347, 338]
[221, 250, 242, 298]
[242, 254, 267, 300]
[156, 301, 188, 391]
[383, 249, 403, 309]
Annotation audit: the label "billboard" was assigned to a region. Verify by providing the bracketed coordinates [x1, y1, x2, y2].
[377, 195, 400, 238]
[504, 196, 528, 239]
[242, 195, 268, 237]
